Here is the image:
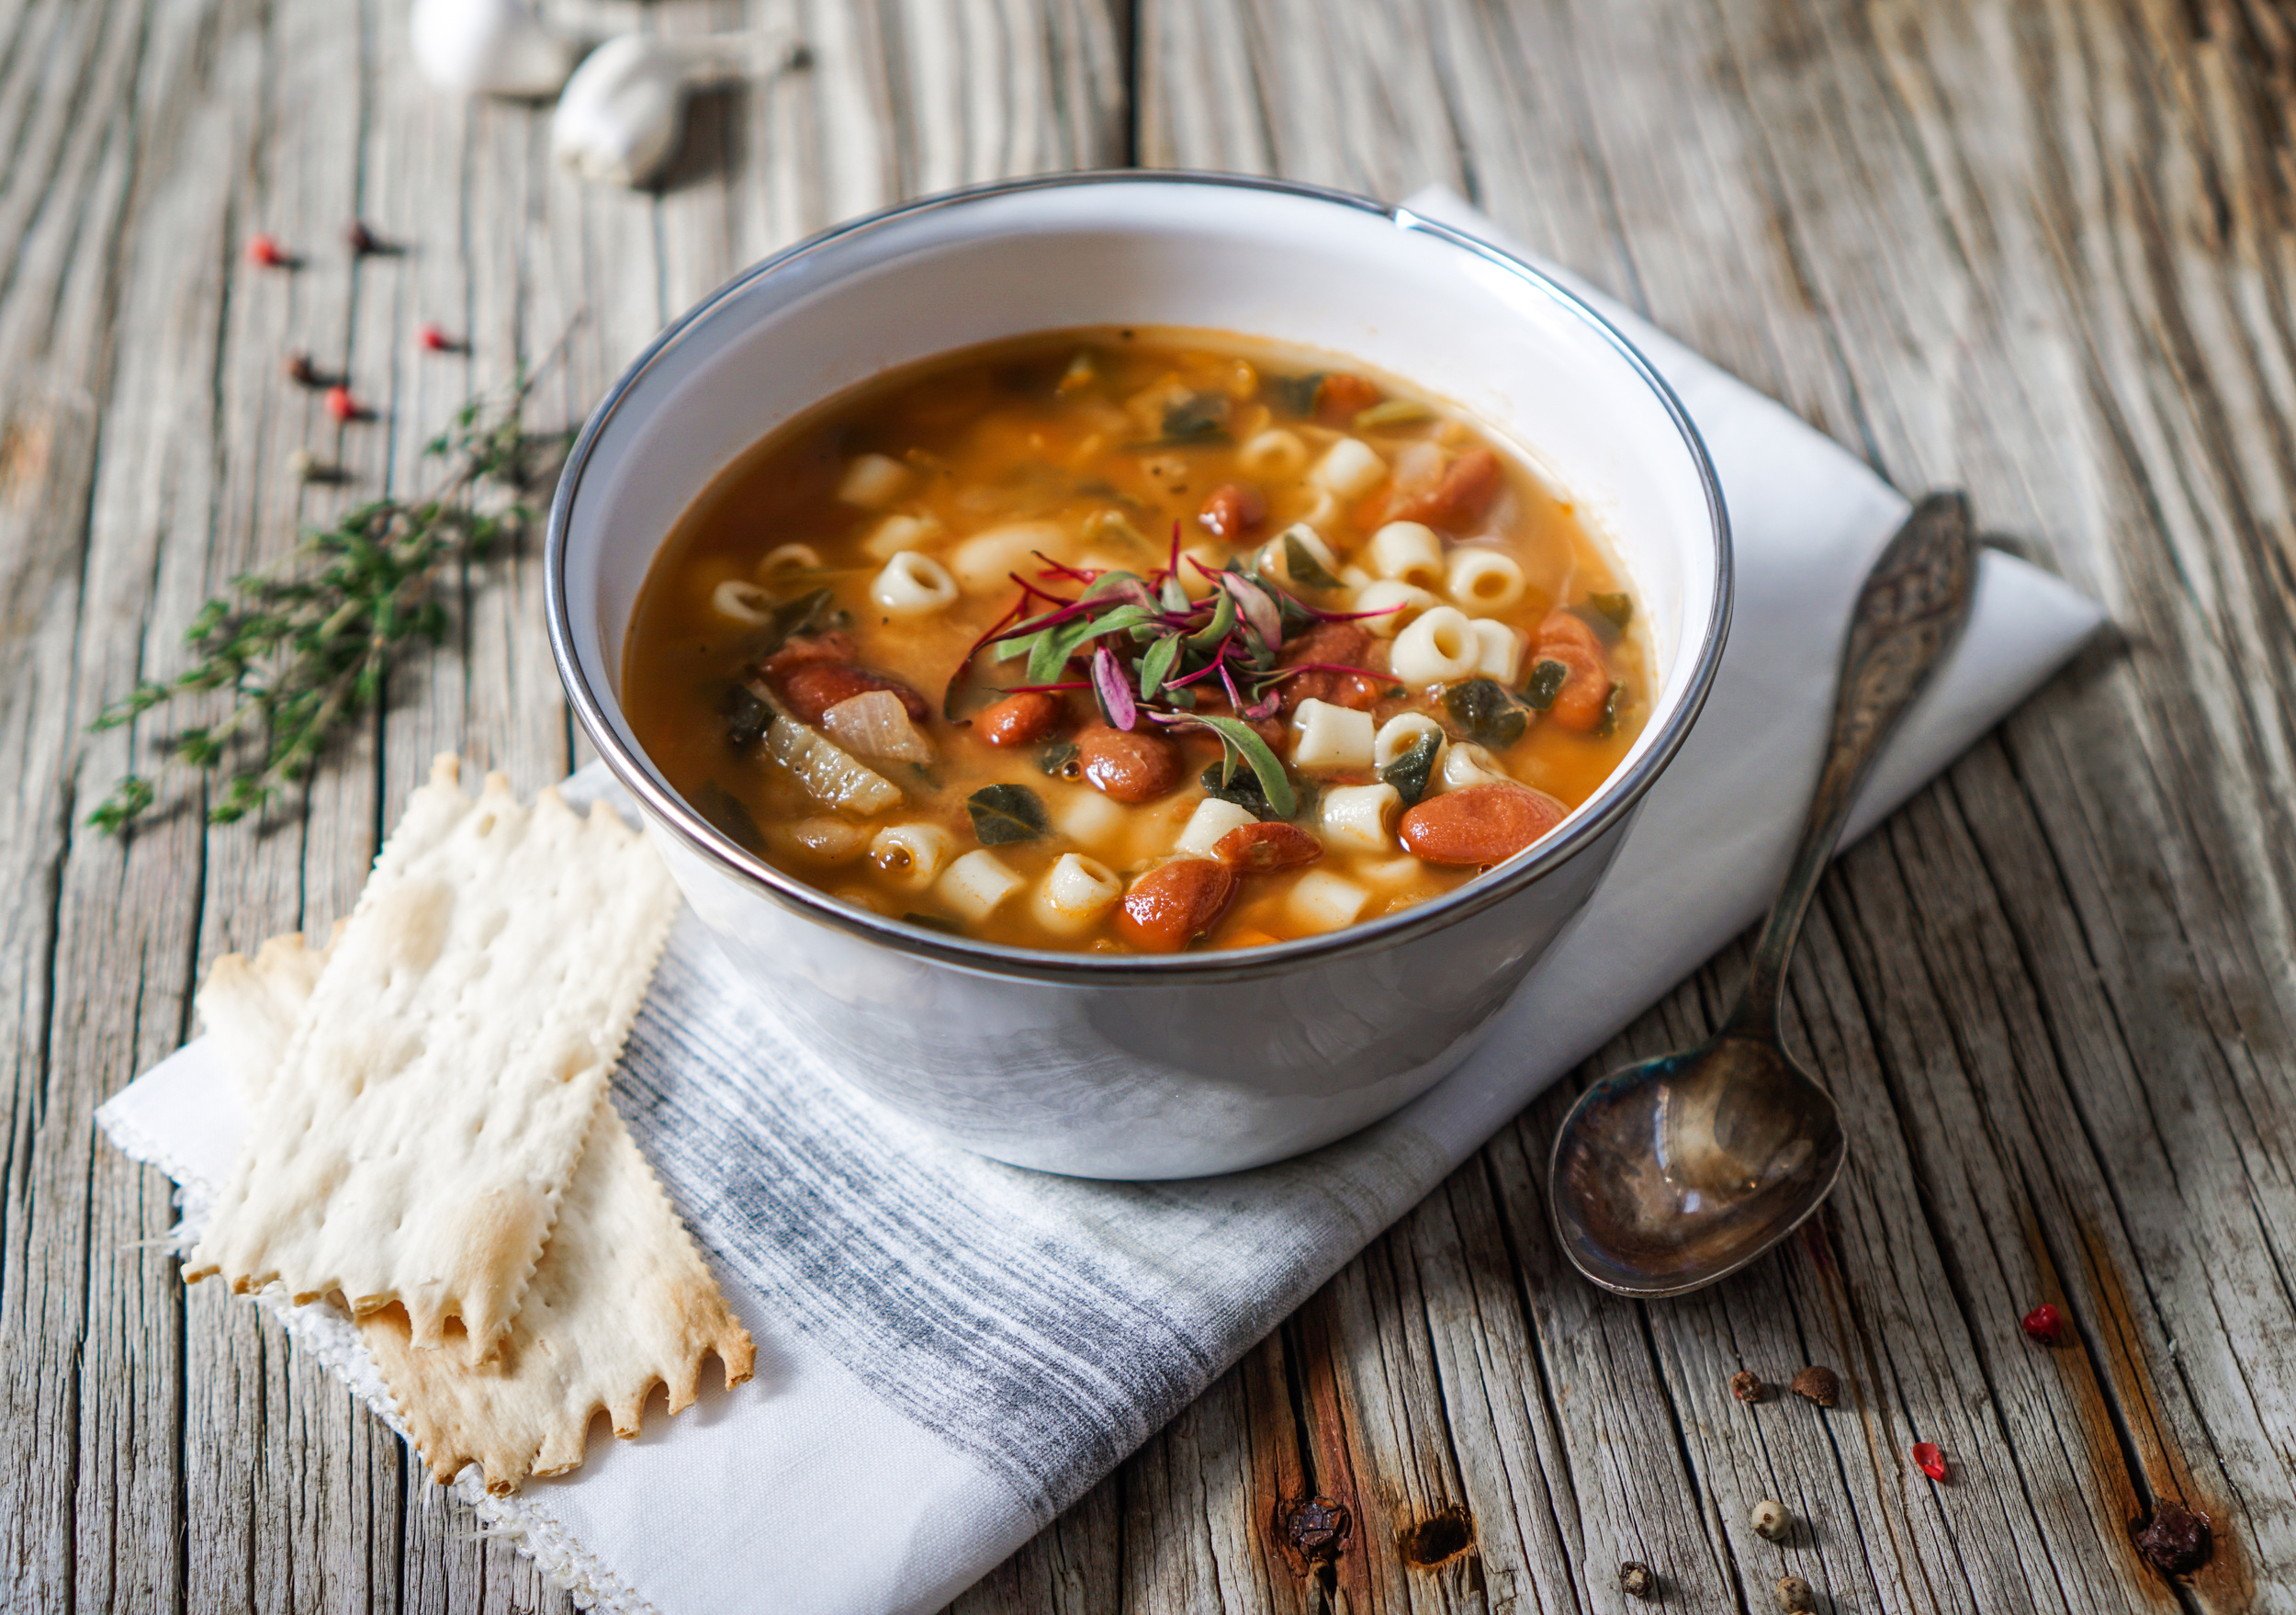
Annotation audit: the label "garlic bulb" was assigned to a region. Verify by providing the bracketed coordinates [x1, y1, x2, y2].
[551, 33, 771, 188]
[410, 0, 576, 98]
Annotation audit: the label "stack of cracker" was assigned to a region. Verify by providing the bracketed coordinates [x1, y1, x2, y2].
[186, 756, 754, 1494]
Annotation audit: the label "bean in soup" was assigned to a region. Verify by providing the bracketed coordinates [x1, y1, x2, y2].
[622, 329, 1649, 954]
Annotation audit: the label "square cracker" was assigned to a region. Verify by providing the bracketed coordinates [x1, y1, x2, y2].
[201, 932, 756, 1493]
[186, 756, 681, 1363]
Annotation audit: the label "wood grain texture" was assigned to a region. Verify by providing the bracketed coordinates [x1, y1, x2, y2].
[4, 0, 2291, 1611]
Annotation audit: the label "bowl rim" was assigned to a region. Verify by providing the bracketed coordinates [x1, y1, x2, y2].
[545, 169, 1734, 987]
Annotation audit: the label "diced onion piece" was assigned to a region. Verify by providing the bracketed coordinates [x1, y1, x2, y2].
[1434, 741, 1513, 794]
[1311, 436, 1386, 500]
[950, 521, 1066, 593]
[862, 513, 942, 559]
[838, 452, 911, 509]
[767, 817, 871, 864]
[1374, 711, 1446, 770]
[938, 849, 1024, 922]
[1391, 605, 1481, 685]
[711, 579, 772, 625]
[1447, 548, 1525, 612]
[1369, 521, 1446, 587]
[1471, 618, 1527, 683]
[766, 717, 904, 818]
[1351, 579, 1438, 639]
[869, 822, 957, 889]
[822, 689, 934, 763]
[756, 543, 821, 581]
[1290, 698, 1376, 772]
[1032, 853, 1123, 934]
[1320, 782, 1401, 854]
[1175, 796, 1261, 857]
[1288, 869, 1371, 933]
[1238, 427, 1310, 479]
[871, 550, 959, 617]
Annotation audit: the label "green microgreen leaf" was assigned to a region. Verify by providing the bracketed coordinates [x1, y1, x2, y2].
[1138, 634, 1182, 700]
[1159, 573, 1191, 614]
[1522, 660, 1569, 711]
[967, 782, 1051, 845]
[1444, 678, 1528, 750]
[1193, 717, 1297, 819]
[1185, 589, 1237, 650]
[1379, 731, 1440, 807]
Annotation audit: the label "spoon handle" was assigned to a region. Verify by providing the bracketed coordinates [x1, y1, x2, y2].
[1725, 491, 1977, 1041]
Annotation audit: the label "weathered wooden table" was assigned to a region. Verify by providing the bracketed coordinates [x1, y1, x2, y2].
[5, 0, 2289, 1609]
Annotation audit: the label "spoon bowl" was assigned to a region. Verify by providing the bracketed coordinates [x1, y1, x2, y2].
[1552, 1035, 1847, 1296]
[1548, 491, 1974, 1296]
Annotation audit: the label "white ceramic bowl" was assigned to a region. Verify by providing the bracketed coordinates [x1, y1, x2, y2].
[546, 172, 1729, 1180]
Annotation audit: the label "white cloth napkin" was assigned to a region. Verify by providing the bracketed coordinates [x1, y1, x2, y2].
[96, 189, 2105, 1615]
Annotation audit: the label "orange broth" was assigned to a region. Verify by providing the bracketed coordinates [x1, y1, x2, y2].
[623, 328, 1649, 954]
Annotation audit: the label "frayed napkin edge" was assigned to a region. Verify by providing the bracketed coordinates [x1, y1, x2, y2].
[94, 1090, 660, 1615]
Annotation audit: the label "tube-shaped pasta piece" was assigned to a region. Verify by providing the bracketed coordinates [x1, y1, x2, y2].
[1320, 782, 1401, 853]
[1351, 579, 1438, 638]
[1369, 521, 1446, 587]
[1390, 605, 1481, 685]
[1175, 796, 1261, 857]
[1047, 785, 1128, 853]
[862, 513, 941, 559]
[1446, 548, 1525, 613]
[1290, 698, 1376, 771]
[937, 849, 1024, 922]
[767, 817, 871, 864]
[1287, 869, 1371, 933]
[1257, 523, 1339, 588]
[1373, 711, 1446, 770]
[869, 822, 957, 889]
[1471, 618, 1527, 683]
[871, 550, 959, 616]
[1311, 436, 1386, 500]
[838, 452, 911, 508]
[950, 521, 1065, 593]
[1031, 853, 1123, 935]
[1238, 427, 1310, 480]
[756, 543, 821, 581]
[1338, 564, 1374, 590]
[711, 578, 772, 625]
[1434, 740, 1512, 794]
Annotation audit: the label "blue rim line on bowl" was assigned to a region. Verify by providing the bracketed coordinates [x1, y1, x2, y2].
[545, 169, 1734, 987]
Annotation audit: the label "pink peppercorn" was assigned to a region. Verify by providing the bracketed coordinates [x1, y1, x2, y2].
[1913, 1441, 1947, 1481]
[417, 322, 452, 353]
[2022, 1304, 2065, 1346]
[247, 233, 287, 268]
[323, 385, 360, 424]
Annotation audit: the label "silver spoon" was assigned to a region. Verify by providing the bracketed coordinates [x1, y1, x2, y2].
[1548, 491, 1977, 1298]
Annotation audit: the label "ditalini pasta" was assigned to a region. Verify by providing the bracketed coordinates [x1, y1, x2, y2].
[624, 328, 1646, 953]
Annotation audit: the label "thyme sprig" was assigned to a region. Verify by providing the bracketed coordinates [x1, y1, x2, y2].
[87, 360, 573, 834]
[955, 526, 1401, 816]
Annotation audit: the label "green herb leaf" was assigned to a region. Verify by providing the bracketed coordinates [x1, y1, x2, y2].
[1194, 717, 1297, 819]
[1037, 740, 1082, 780]
[1138, 633, 1182, 699]
[1159, 574, 1191, 614]
[1587, 592, 1634, 631]
[1598, 683, 1626, 739]
[739, 588, 834, 661]
[1266, 371, 1325, 417]
[1568, 602, 1624, 645]
[902, 911, 965, 935]
[721, 683, 771, 750]
[1523, 660, 1569, 710]
[1281, 529, 1340, 590]
[1380, 731, 1440, 806]
[695, 780, 767, 854]
[967, 782, 1051, 844]
[1199, 760, 1275, 819]
[1444, 678, 1528, 749]
[1161, 392, 1231, 443]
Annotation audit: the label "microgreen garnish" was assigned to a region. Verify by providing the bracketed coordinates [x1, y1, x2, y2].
[1380, 732, 1440, 806]
[86, 345, 576, 833]
[1192, 717, 1297, 818]
[1444, 678, 1528, 750]
[1523, 660, 1569, 711]
[966, 783, 1050, 845]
